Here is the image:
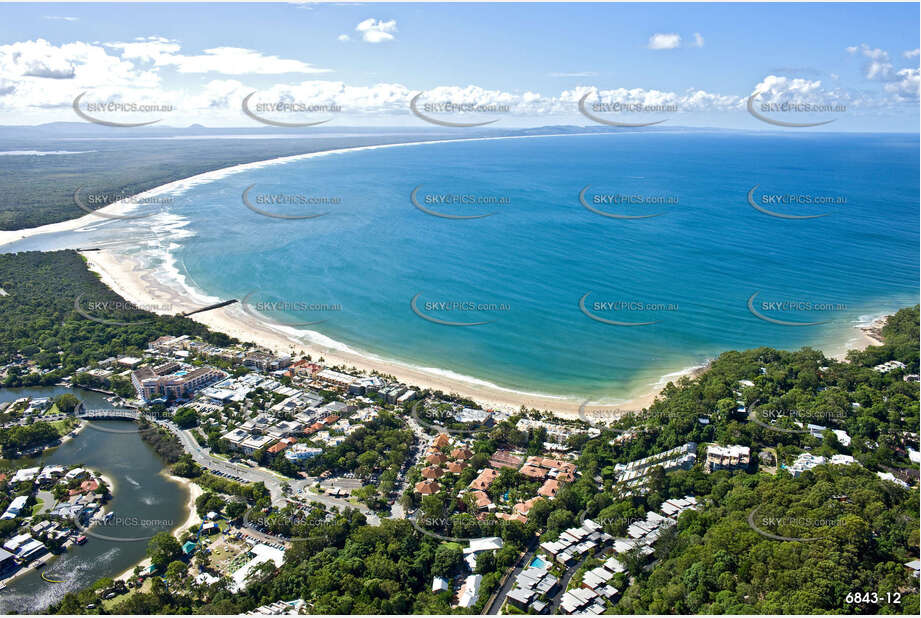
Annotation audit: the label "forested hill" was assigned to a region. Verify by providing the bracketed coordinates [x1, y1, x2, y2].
[0, 250, 234, 386]
[615, 463, 919, 614]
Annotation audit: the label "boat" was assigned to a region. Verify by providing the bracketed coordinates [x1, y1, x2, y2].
[75, 535, 87, 545]
[104, 511, 114, 522]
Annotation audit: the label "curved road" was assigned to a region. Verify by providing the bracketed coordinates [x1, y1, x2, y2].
[153, 419, 380, 524]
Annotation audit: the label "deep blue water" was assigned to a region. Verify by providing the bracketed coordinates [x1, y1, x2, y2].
[4, 132, 919, 402]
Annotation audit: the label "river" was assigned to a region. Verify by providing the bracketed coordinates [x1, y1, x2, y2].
[1, 387, 190, 613]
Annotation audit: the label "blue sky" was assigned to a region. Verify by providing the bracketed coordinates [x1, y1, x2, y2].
[0, 2, 918, 130]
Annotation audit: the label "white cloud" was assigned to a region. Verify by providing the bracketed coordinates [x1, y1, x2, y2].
[647, 33, 681, 50]
[847, 43, 919, 100]
[904, 48, 920, 59]
[337, 34, 351, 42]
[355, 19, 397, 43]
[692, 33, 704, 48]
[43, 16, 78, 22]
[105, 38, 331, 74]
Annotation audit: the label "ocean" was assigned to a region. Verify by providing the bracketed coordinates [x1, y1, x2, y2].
[4, 131, 919, 403]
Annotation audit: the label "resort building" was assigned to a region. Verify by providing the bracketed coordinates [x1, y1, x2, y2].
[132, 365, 224, 402]
[705, 444, 750, 472]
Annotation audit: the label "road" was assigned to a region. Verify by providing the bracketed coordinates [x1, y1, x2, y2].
[486, 541, 538, 615]
[389, 415, 433, 519]
[550, 555, 589, 614]
[153, 419, 381, 524]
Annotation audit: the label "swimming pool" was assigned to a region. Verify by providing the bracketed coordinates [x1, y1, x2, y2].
[530, 556, 547, 569]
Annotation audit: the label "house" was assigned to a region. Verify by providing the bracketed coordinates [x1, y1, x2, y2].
[447, 461, 470, 474]
[421, 466, 444, 480]
[469, 468, 500, 491]
[284, 444, 323, 461]
[451, 447, 474, 460]
[432, 433, 452, 449]
[469, 490, 493, 511]
[705, 444, 750, 472]
[457, 574, 482, 608]
[415, 480, 441, 495]
[426, 453, 449, 466]
[513, 497, 544, 517]
[520, 464, 548, 479]
[432, 576, 450, 592]
[489, 450, 523, 470]
[1, 495, 28, 520]
[538, 479, 561, 498]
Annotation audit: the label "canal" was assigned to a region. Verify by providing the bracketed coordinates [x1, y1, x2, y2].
[1, 387, 190, 613]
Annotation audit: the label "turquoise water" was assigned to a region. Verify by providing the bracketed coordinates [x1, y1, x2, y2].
[5, 132, 919, 402]
[531, 556, 547, 568]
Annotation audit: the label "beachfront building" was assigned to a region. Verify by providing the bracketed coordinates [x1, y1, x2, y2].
[131, 365, 224, 402]
[244, 351, 291, 373]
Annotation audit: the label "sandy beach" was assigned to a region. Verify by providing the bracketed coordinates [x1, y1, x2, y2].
[81, 246, 891, 420]
[81, 248, 673, 418]
[1, 130, 893, 421]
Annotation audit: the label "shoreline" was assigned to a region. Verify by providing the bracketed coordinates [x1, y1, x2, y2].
[0, 131, 611, 251]
[0, 130, 896, 418]
[111, 473, 203, 584]
[81, 247, 672, 418]
[80, 244, 891, 420]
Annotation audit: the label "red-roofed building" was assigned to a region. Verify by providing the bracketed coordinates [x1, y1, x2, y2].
[433, 433, 452, 449]
[422, 465, 444, 480]
[322, 415, 340, 425]
[519, 464, 547, 479]
[470, 490, 493, 510]
[69, 478, 100, 496]
[267, 438, 296, 454]
[426, 453, 449, 466]
[496, 512, 528, 524]
[415, 480, 441, 495]
[513, 497, 544, 516]
[469, 468, 500, 491]
[538, 479, 561, 498]
[451, 447, 474, 460]
[447, 461, 470, 474]
[489, 450, 523, 470]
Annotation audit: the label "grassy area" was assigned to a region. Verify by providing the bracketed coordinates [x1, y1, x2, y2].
[31, 498, 44, 516]
[102, 577, 153, 611]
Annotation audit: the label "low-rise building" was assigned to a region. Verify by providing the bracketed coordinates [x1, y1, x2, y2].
[705, 444, 750, 472]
